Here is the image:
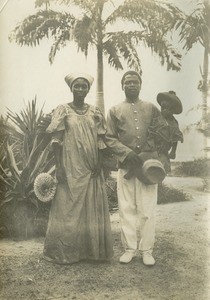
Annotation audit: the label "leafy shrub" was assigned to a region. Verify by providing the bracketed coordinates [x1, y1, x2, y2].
[0, 99, 54, 239]
[106, 175, 118, 211]
[172, 158, 210, 177]
[157, 183, 190, 204]
[202, 177, 210, 192]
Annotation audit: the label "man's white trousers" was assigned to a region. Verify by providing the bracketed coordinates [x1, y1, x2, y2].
[117, 169, 158, 252]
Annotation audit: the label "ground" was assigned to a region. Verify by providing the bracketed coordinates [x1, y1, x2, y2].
[0, 177, 210, 300]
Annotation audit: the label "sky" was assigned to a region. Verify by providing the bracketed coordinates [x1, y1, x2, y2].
[0, 0, 208, 160]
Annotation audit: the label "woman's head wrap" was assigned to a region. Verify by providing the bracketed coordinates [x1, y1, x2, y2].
[64, 73, 94, 90]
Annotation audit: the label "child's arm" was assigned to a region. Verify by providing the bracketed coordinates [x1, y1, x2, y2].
[169, 142, 177, 159]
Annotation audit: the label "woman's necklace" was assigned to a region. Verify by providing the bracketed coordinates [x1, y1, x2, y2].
[69, 102, 89, 115]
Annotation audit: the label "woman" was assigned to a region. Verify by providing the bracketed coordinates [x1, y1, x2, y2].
[43, 73, 113, 264]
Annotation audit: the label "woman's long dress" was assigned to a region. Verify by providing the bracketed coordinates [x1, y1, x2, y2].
[43, 103, 113, 264]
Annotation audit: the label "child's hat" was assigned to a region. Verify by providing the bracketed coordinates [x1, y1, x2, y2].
[157, 91, 183, 114]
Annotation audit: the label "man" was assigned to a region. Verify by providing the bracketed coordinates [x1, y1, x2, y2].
[105, 70, 160, 266]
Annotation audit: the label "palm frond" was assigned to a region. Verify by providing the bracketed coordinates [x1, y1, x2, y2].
[28, 146, 51, 183]
[0, 116, 22, 142]
[5, 143, 21, 182]
[103, 37, 124, 70]
[49, 31, 72, 63]
[7, 110, 28, 135]
[73, 15, 97, 55]
[104, 31, 143, 72]
[21, 136, 43, 181]
[59, 0, 98, 16]
[7, 98, 44, 136]
[142, 32, 182, 71]
[177, 1, 210, 51]
[0, 195, 15, 208]
[105, 0, 184, 32]
[9, 10, 75, 48]
[35, 0, 51, 8]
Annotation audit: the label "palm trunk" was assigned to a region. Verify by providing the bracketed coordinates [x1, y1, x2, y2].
[96, 44, 105, 114]
[202, 47, 210, 158]
[202, 48, 208, 120]
[95, 6, 105, 114]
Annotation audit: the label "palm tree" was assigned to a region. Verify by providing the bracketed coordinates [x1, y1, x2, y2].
[9, 0, 184, 113]
[177, 0, 210, 156]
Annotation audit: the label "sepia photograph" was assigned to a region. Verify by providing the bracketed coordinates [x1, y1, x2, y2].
[0, 0, 209, 299]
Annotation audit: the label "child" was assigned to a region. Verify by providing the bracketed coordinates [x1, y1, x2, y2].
[151, 90, 184, 173]
[124, 91, 183, 181]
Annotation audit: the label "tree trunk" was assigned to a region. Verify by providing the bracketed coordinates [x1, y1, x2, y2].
[202, 47, 210, 158]
[95, 7, 105, 114]
[96, 43, 105, 114]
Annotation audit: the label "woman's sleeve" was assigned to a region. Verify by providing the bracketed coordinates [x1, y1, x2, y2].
[46, 105, 66, 146]
[46, 105, 66, 133]
[94, 107, 107, 149]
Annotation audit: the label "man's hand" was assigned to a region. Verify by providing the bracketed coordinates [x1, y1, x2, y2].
[169, 151, 176, 159]
[124, 151, 143, 166]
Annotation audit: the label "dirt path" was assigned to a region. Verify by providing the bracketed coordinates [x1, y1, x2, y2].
[0, 177, 209, 300]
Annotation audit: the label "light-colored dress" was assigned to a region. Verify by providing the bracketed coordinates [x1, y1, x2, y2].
[43, 103, 113, 264]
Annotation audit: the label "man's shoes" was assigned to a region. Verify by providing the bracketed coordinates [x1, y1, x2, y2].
[119, 251, 136, 263]
[142, 251, 155, 266]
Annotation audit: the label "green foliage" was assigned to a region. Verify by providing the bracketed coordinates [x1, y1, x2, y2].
[103, 31, 143, 71]
[177, 1, 210, 52]
[176, 1, 210, 148]
[9, 0, 184, 71]
[35, 0, 51, 8]
[9, 10, 75, 64]
[105, 0, 184, 71]
[196, 111, 210, 138]
[0, 98, 54, 239]
[106, 0, 184, 30]
[74, 15, 97, 56]
[172, 158, 210, 178]
[105, 175, 118, 211]
[157, 183, 190, 204]
[9, 0, 185, 113]
[202, 177, 210, 192]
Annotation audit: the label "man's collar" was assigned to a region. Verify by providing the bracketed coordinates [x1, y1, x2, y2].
[125, 97, 140, 103]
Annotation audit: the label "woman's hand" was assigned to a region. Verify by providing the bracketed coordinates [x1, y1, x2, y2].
[56, 166, 66, 183]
